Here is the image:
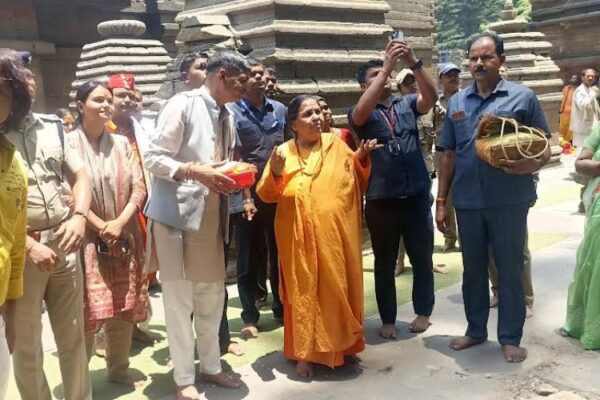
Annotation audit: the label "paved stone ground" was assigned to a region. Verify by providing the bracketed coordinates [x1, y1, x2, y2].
[7, 155, 600, 399]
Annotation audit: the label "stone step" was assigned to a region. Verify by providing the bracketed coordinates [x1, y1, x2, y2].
[518, 79, 564, 93]
[501, 31, 547, 40]
[77, 55, 172, 69]
[83, 38, 167, 52]
[75, 64, 168, 79]
[252, 47, 383, 63]
[504, 41, 553, 54]
[177, 25, 234, 42]
[234, 19, 392, 38]
[177, 0, 391, 22]
[81, 47, 169, 60]
[72, 74, 167, 88]
[278, 78, 362, 95]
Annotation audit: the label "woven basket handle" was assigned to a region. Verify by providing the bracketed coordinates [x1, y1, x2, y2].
[498, 116, 548, 160]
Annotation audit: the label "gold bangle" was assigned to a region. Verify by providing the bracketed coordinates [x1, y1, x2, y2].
[436, 196, 446, 203]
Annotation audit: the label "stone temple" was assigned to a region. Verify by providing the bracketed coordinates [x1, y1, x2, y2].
[71, 20, 171, 114]
[163, 0, 436, 123]
[0, 0, 183, 112]
[530, 0, 600, 79]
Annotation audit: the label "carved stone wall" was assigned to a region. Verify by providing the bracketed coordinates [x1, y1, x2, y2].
[71, 20, 170, 113]
[169, 0, 436, 123]
[0, 0, 181, 112]
[530, 0, 600, 80]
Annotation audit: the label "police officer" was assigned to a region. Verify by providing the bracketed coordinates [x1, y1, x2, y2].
[5, 53, 92, 400]
[433, 63, 461, 252]
[436, 32, 551, 363]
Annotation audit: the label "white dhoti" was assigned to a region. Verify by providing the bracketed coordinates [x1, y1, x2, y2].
[152, 193, 226, 386]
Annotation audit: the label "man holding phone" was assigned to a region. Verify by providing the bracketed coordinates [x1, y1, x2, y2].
[349, 37, 438, 340]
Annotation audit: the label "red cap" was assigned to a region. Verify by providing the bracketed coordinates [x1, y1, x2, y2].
[107, 74, 136, 90]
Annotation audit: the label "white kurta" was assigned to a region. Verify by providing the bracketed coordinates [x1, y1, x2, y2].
[570, 84, 600, 148]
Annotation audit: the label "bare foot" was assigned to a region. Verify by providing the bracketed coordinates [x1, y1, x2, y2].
[433, 264, 448, 274]
[227, 341, 244, 356]
[449, 336, 486, 351]
[344, 354, 362, 364]
[526, 304, 533, 319]
[490, 295, 498, 308]
[255, 298, 268, 309]
[241, 323, 258, 339]
[395, 261, 405, 276]
[95, 334, 106, 358]
[107, 372, 146, 387]
[176, 384, 201, 400]
[296, 361, 314, 378]
[201, 371, 241, 389]
[442, 241, 456, 252]
[502, 345, 527, 363]
[409, 315, 431, 333]
[378, 323, 397, 340]
[132, 325, 155, 344]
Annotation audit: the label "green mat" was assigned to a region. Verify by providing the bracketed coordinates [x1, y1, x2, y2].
[6, 228, 567, 399]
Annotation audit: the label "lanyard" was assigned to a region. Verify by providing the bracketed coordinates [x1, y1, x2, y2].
[239, 100, 269, 134]
[378, 108, 396, 137]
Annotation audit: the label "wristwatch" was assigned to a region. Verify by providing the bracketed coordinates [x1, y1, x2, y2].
[409, 59, 423, 71]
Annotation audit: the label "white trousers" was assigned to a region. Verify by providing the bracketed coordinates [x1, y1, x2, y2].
[0, 317, 9, 400]
[162, 280, 224, 386]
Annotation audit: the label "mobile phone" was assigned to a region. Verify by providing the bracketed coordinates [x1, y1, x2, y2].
[97, 239, 130, 255]
[389, 30, 405, 42]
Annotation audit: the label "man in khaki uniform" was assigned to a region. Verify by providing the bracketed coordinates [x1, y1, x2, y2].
[5, 108, 92, 400]
[433, 63, 461, 252]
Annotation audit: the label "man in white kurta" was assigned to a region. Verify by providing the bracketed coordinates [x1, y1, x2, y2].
[143, 50, 250, 399]
[570, 68, 600, 148]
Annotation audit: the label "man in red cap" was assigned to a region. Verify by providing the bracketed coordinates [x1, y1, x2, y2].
[105, 74, 156, 349]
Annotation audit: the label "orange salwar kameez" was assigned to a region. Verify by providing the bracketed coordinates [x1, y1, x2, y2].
[257, 133, 370, 368]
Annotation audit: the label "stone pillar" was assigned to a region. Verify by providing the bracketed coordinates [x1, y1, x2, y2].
[71, 19, 171, 114]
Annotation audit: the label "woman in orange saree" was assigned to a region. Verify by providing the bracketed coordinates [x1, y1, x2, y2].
[257, 95, 380, 377]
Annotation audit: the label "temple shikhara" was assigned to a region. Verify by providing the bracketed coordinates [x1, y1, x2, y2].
[0, 0, 597, 123]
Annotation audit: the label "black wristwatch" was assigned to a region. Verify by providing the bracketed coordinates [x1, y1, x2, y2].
[409, 59, 423, 71]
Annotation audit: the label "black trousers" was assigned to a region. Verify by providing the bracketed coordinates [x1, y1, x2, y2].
[365, 193, 435, 324]
[237, 198, 283, 324]
[218, 213, 244, 348]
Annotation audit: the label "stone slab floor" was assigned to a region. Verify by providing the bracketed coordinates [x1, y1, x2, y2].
[6, 154, 600, 400]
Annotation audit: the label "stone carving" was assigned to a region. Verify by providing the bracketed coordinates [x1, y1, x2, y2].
[166, 0, 423, 124]
[71, 19, 171, 114]
[97, 19, 147, 38]
[530, 0, 600, 79]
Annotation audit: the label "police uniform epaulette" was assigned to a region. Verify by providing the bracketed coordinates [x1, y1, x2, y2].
[35, 113, 61, 123]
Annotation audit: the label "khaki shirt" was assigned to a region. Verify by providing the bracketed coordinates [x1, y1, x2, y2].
[417, 109, 435, 173]
[4, 113, 84, 231]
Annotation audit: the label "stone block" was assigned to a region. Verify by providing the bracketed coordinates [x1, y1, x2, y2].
[295, 64, 342, 79]
[181, 13, 230, 28]
[177, 25, 233, 42]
